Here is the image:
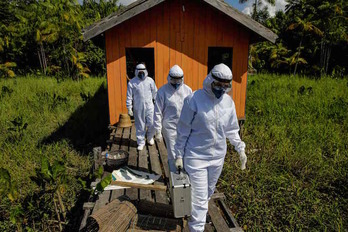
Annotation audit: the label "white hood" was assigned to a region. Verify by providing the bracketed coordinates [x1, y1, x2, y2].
[135, 63, 148, 79]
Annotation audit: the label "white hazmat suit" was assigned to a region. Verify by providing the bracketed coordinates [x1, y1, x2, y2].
[153, 65, 192, 171]
[126, 64, 157, 149]
[174, 64, 247, 232]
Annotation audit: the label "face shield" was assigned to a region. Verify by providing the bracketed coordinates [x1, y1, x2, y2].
[210, 72, 232, 99]
[169, 74, 183, 89]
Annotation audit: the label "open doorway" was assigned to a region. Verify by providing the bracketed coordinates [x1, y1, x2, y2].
[126, 48, 155, 81]
[207, 47, 233, 74]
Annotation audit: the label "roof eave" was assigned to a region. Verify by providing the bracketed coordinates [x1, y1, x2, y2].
[82, 0, 278, 44]
[202, 0, 277, 43]
[83, 0, 166, 41]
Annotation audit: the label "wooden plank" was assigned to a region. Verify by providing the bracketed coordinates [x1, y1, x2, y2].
[162, 1, 170, 84]
[205, 223, 215, 232]
[197, 2, 207, 90]
[79, 208, 92, 231]
[217, 199, 243, 230]
[110, 188, 125, 202]
[83, 202, 95, 209]
[156, 138, 170, 179]
[136, 214, 181, 231]
[110, 126, 123, 151]
[111, 180, 167, 191]
[181, 0, 195, 90]
[191, 2, 200, 91]
[156, 4, 165, 88]
[92, 190, 111, 214]
[137, 200, 174, 218]
[125, 124, 139, 200]
[138, 146, 153, 201]
[208, 199, 230, 232]
[239, 30, 249, 119]
[168, 0, 177, 67]
[148, 144, 168, 204]
[211, 192, 225, 200]
[110, 127, 131, 200]
[106, 30, 117, 125]
[121, 127, 131, 151]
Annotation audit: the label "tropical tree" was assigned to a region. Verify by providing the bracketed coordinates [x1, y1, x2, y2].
[269, 43, 291, 69]
[239, 0, 275, 23]
[288, 15, 323, 75]
[316, 0, 348, 75]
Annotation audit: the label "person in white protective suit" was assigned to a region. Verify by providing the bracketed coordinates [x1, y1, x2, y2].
[174, 63, 247, 232]
[153, 65, 192, 172]
[126, 63, 157, 151]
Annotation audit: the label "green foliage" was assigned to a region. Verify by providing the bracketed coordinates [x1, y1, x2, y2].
[95, 166, 104, 179]
[7, 116, 28, 143]
[0, 76, 106, 230]
[221, 74, 348, 231]
[95, 174, 112, 193]
[248, 0, 347, 76]
[0, 0, 119, 79]
[0, 168, 19, 202]
[0, 62, 17, 78]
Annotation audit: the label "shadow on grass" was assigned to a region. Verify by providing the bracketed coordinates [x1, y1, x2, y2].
[40, 83, 110, 155]
[38, 83, 111, 231]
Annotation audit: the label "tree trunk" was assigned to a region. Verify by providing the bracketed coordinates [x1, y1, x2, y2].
[37, 49, 43, 71]
[252, 0, 258, 20]
[63, 40, 70, 76]
[325, 45, 331, 74]
[40, 43, 47, 75]
[293, 34, 303, 76]
[320, 38, 325, 76]
[320, 39, 331, 76]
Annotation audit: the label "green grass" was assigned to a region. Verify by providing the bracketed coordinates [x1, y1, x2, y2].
[0, 76, 108, 230]
[221, 74, 348, 231]
[1, 74, 347, 231]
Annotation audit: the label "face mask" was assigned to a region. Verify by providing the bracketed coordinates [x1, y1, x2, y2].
[138, 71, 145, 79]
[211, 84, 226, 99]
[171, 83, 181, 89]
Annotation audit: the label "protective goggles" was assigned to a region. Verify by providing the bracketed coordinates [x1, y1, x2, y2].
[169, 74, 183, 83]
[211, 81, 231, 90]
[170, 78, 183, 84]
[211, 72, 232, 83]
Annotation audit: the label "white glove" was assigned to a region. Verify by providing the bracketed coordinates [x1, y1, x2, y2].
[155, 130, 162, 141]
[128, 108, 133, 117]
[175, 158, 183, 171]
[239, 151, 247, 170]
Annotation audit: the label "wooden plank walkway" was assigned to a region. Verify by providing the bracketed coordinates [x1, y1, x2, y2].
[80, 123, 243, 232]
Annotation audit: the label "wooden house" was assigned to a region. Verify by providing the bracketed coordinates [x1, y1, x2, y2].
[83, 0, 277, 125]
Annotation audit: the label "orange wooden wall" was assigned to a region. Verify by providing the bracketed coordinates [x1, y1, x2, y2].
[106, 0, 250, 125]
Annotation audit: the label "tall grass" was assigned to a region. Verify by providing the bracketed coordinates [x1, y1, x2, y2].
[0, 76, 107, 230]
[221, 74, 348, 231]
[1, 74, 347, 231]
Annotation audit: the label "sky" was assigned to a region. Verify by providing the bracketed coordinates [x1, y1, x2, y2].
[225, 0, 287, 17]
[79, 0, 287, 17]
